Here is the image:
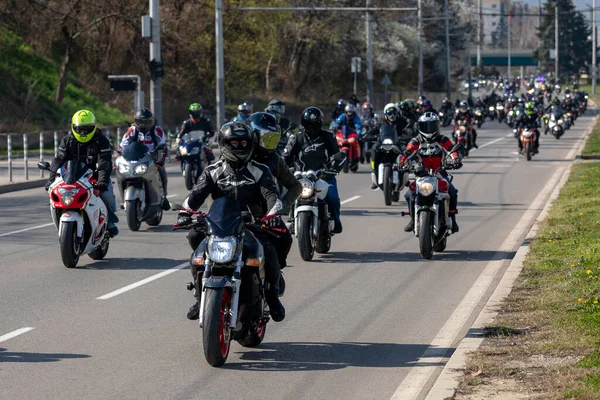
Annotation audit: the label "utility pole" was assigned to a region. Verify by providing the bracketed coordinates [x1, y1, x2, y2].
[477, 0, 482, 68]
[149, 0, 162, 125]
[418, 0, 423, 95]
[444, 0, 451, 99]
[366, 0, 374, 102]
[555, 6, 559, 79]
[594, 0, 597, 94]
[215, 0, 225, 127]
[538, 0, 542, 69]
[508, 9, 512, 80]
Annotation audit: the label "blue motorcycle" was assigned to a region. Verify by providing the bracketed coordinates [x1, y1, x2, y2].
[178, 131, 207, 190]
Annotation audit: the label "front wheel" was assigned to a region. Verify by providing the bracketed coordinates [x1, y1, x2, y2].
[59, 221, 80, 268]
[126, 199, 142, 231]
[203, 288, 232, 367]
[297, 212, 315, 261]
[418, 211, 434, 260]
[315, 217, 331, 254]
[383, 165, 392, 206]
[525, 142, 532, 161]
[184, 163, 194, 191]
[342, 155, 349, 173]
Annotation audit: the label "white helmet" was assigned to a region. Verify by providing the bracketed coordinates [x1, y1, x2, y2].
[383, 103, 399, 122]
[344, 104, 356, 114]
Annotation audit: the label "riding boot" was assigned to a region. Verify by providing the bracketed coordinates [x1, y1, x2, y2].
[265, 282, 285, 322]
[404, 203, 415, 232]
[158, 167, 170, 210]
[451, 214, 459, 233]
[370, 172, 378, 190]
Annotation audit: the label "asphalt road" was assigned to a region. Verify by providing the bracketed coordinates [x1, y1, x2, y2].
[0, 114, 594, 400]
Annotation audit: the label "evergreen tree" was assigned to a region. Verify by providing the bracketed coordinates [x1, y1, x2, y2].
[534, 0, 590, 79]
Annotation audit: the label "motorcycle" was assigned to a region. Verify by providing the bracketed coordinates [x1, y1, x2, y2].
[177, 130, 208, 191]
[172, 197, 277, 367]
[544, 107, 565, 139]
[293, 169, 336, 261]
[473, 108, 484, 128]
[439, 109, 453, 127]
[496, 102, 505, 123]
[401, 143, 459, 259]
[115, 141, 167, 231]
[515, 125, 538, 161]
[373, 125, 407, 206]
[487, 105, 496, 121]
[336, 125, 360, 173]
[452, 120, 473, 157]
[38, 160, 110, 268]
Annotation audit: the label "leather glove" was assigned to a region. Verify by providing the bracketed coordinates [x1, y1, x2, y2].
[177, 212, 192, 227]
[453, 159, 463, 170]
[264, 215, 283, 229]
[95, 182, 108, 192]
[44, 180, 53, 192]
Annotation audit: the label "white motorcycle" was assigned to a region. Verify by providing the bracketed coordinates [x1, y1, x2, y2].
[38, 160, 110, 268]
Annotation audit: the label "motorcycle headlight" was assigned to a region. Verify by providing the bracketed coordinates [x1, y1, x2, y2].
[585, 95, 589, 99]
[118, 163, 131, 174]
[299, 179, 315, 198]
[417, 180, 435, 196]
[208, 236, 238, 264]
[509, 111, 514, 116]
[459, 126, 466, 132]
[475, 111, 482, 116]
[134, 164, 148, 175]
[558, 119, 564, 124]
[58, 187, 79, 205]
[381, 138, 394, 151]
[489, 106, 495, 111]
[522, 130, 533, 137]
[190, 147, 200, 155]
[439, 112, 444, 117]
[497, 105, 503, 110]
[179, 146, 188, 156]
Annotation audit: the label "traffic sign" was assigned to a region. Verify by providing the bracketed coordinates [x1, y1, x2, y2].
[381, 74, 392, 86]
[351, 57, 362, 73]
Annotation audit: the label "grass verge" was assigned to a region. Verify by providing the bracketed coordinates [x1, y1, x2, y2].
[455, 143, 600, 398]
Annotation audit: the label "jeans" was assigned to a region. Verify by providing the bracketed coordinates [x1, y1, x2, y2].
[100, 184, 119, 225]
[325, 176, 341, 223]
[404, 178, 458, 212]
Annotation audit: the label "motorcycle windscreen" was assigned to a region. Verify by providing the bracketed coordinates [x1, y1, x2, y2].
[379, 124, 398, 143]
[61, 160, 88, 184]
[205, 196, 244, 237]
[122, 142, 149, 162]
[183, 130, 205, 142]
[341, 125, 352, 139]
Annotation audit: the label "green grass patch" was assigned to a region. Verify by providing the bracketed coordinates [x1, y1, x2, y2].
[0, 27, 127, 132]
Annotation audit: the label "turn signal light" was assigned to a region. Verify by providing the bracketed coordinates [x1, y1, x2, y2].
[246, 258, 260, 267]
[191, 256, 204, 265]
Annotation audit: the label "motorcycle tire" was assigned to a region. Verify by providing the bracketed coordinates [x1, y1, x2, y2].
[418, 211, 434, 260]
[146, 209, 163, 226]
[126, 199, 143, 231]
[59, 221, 80, 268]
[315, 218, 331, 254]
[383, 166, 392, 206]
[184, 163, 194, 191]
[525, 142, 532, 161]
[350, 159, 359, 173]
[237, 320, 266, 347]
[297, 212, 315, 261]
[88, 234, 110, 260]
[433, 235, 447, 252]
[342, 158, 349, 174]
[203, 288, 232, 367]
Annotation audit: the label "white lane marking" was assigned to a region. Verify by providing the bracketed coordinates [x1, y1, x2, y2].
[0, 223, 54, 238]
[391, 166, 566, 400]
[471, 133, 512, 152]
[341, 195, 361, 205]
[96, 262, 188, 300]
[166, 194, 178, 198]
[0, 327, 35, 343]
[490, 164, 511, 168]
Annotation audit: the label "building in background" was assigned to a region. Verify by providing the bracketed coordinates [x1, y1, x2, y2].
[481, 0, 540, 49]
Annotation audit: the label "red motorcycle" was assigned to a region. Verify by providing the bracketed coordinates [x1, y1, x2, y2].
[336, 125, 360, 173]
[452, 120, 473, 157]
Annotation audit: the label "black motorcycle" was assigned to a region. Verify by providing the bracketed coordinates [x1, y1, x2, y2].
[372, 125, 406, 206]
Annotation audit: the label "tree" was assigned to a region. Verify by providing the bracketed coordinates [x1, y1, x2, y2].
[535, 0, 590, 79]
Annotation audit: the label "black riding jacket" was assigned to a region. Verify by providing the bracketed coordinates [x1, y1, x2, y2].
[252, 147, 302, 214]
[177, 117, 214, 141]
[283, 129, 346, 172]
[49, 130, 112, 186]
[516, 113, 539, 129]
[181, 159, 280, 218]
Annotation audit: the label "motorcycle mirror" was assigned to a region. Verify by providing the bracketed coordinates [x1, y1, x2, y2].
[37, 161, 51, 171]
[170, 202, 183, 211]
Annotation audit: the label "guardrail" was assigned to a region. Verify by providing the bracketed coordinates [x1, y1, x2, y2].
[1, 126, 181, 183]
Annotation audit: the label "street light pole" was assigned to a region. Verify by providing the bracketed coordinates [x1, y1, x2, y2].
[366, 0, 374, 102]
[508, 10, 512, 80]
[149, 0, 162, 125]
[215, 0, 226, 127]
[444, 0, 451, 99]
[593, 0, 597, 94]
[418, 0, 423, 95]
[555, 6, 559, 79]
[477, 0, 482, 68]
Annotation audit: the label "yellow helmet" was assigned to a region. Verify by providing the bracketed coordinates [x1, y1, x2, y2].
[71, 110, 97, 143]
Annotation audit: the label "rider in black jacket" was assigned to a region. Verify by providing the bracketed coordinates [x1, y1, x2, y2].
[284, 107, 346, 233]
[177, 103, 215, 164]
[177, 121, 286, 322]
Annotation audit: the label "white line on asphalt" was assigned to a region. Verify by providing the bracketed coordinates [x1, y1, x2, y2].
[0, 327, 35, 343]
[0, 223, 54, 238]
[96, 262, 188, 300]
[390, 166, 567, 400]
[471, 133, 512, 152]
[490, 164, 511, 168]
[166, 194, 178, 198]
[341, 195, 361, 205]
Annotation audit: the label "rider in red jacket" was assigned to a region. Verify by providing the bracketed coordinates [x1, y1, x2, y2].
[400, 112, 462, 233]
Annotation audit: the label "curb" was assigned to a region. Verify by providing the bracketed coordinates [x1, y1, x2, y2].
[424, 113, 599, 399]
[0, 179, 46, 194]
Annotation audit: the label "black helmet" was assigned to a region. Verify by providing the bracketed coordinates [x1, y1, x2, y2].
[249, 112, 281, 151]
[300, 106, 324, 137]
[134, 108, 155, 134]
[418, 112, 440, 141]
[265, 99, 286, 117]
[218, 121, 255, 167]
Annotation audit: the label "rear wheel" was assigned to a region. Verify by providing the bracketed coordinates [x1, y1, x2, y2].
[203, 288, 232, 367]
[184, 163, 194, 191]
[59, 221, 80, 268]
[383, 165, 392, 206]
[525, 142, 532, 161]
[418, 211, 433, 260]
[89, 234, 110, 260]
[146, 209, 163, 226]
[342, 155, 349, 173]
[433, 235, 447, 252]
[126, 199, 142, 231]
[297, 212, 315, 261]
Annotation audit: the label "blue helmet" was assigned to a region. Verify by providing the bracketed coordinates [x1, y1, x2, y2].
[337, 99, 346, 107]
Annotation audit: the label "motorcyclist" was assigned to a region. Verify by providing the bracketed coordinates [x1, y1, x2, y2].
[332, 104, 362, 135]
[401, 112, 462, 233]
[120, 108, 170, 211]
[243, 100, 254, 113]
[265, 98, 295, 153]
[249, 112, 302, 295]
[452, 101, 478, 148]
[349, 94, 360, 107]
[420, 99, 437, 116]
[233, 103, 251, 121]
[177, 103, 215, 165]
[361, 102, 377, 163]
[178, 121, 286, 322]
[365, 103, 412, 190]
[47, 110, 119, 237]
[440, 98, 453, 113]
[331, 99, 346, 122]
[284, 107, 346, 234]
[515, 101, 540, 154]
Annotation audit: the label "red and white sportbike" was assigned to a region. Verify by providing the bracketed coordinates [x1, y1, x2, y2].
[39, 160, 110, 268]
